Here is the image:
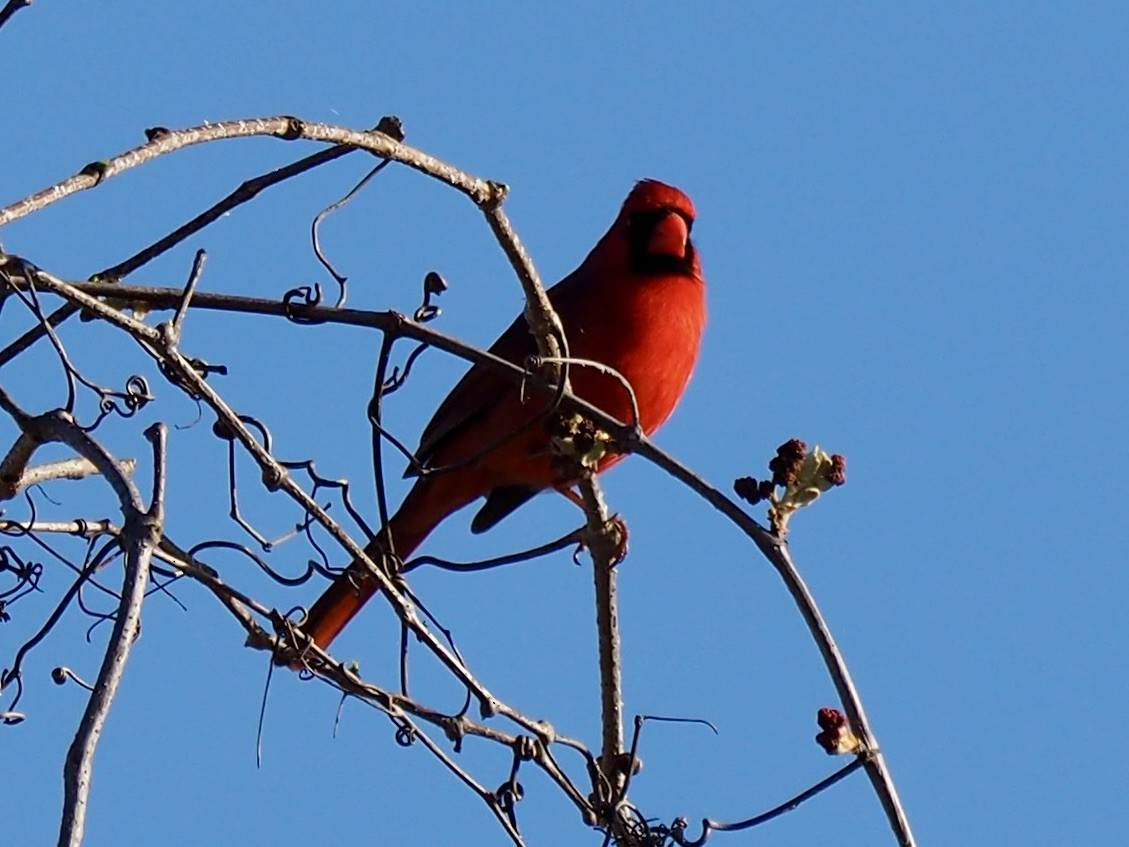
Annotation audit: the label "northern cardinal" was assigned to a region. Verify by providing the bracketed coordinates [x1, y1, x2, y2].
[301, 179, 706, 649]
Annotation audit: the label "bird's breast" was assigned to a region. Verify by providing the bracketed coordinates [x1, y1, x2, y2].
[567, 274, 705, 435]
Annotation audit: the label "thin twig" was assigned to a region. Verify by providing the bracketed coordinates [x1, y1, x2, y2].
[0, 113, 917, 842]
[0, 128, 393, 369]
[16, 274, 914, 846]
[671, 759, 865, 846]
[15, 268, 916, 847]
[0, 0, 31, 34]
[170, 249, 206, 336]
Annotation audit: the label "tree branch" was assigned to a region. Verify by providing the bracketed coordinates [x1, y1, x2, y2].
[0, 0, 31, 34]
[0, 392, 166, 847]
[0, 117, 487, 228]
[57, 424, 164, 847]
[0, 456, 136, 501]
[0, 114, 917, 843]
[10, 268, 915, 847]
[579, 478, 626, 801]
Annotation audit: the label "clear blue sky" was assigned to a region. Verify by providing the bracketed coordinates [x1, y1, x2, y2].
[2, 3, 1126, 845]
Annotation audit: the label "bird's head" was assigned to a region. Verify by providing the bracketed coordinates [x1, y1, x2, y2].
[621, 179, 698, 276]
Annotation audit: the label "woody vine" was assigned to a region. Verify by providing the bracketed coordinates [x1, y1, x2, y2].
[0, 113, 916, 847]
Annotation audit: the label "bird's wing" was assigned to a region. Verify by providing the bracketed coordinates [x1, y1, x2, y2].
[406, 248, 600, 474]
[409, 268, 590, 474]
[409, 314, 535, 472]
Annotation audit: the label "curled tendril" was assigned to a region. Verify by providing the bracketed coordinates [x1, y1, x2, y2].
[0, 545, 43, 609]
[123, 375, 153, 409]
[282, 284, 325, 324]
[280, 459, 375, 561]
[497, 780, 524, 804]
[160, 355, 228, 399]
[496, 779, 525, 828]
[310, 157, 394, 309]
[414, 271, 448, 323]
[394, 724, 416, 747]
[52, 666, 95, 691]
[188, 540, 335, 586]
[82, 374, 154, 431]
[1, 674, 25, 717]
[381, 342, 429, 397]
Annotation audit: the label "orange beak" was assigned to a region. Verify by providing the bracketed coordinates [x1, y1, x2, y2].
[646, 211, 690, 259]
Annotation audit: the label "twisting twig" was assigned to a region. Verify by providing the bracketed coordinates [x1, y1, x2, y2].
[668, 759, 865, 846]
[0, 0, 31, 34]
[10, 267, 914, 847]
[0, 541, 111, 708]
[0, 121, 401, 370]
[0, 113, 917, 844]
[22, 268, 573, 736]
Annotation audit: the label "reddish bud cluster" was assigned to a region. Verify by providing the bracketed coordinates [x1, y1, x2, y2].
[825, 454, 847, 487]
[815, 707, 860, 755]
[768, 439, 807, 487]
[733, 439, 847, 535]
[733, 475, 774, 505]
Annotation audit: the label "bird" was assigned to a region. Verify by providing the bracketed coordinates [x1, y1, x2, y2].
[300, 179, 706, 650]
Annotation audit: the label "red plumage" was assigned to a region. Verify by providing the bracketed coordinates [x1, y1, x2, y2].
[302, 179, 706, 649]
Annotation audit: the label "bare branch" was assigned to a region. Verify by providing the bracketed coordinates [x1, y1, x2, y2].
[0, 115, 565, 397]
[0, 399, 165, 847]
[16, 270, 577, 742]
[10, 265, 914, 846]
[0, 125, 395, 369]
[0, 0, 31, 34]
[0, 519, 118, 537]
[57, 425, 164, 846]
[0, 117, 488, 228]
[0, 457, 136, 501]
[579, 478, 626, 800]
[0, 113, 917, 845]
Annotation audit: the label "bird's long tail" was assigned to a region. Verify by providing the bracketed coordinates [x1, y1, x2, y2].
[299, 475, 470, 650]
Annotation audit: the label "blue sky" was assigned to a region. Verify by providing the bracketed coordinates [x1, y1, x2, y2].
[2, 3, 1126, 845]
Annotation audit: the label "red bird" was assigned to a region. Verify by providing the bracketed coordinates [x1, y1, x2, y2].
[301, 179, 706, 649]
